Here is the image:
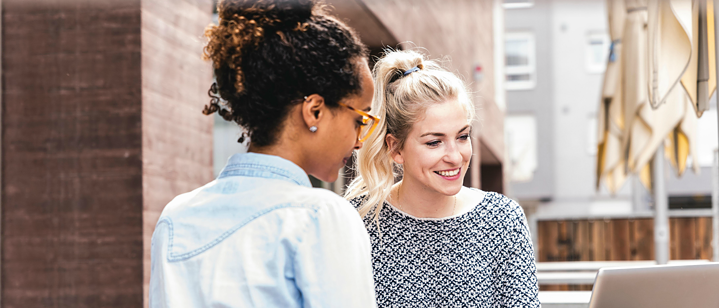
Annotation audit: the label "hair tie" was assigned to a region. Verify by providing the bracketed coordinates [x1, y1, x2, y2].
[403, 66, 420, 76]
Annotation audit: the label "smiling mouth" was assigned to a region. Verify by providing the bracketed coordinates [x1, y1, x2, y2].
[435, 169, 460, 177]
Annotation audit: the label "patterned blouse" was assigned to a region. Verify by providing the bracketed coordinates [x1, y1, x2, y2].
[351, 191, 540, 308]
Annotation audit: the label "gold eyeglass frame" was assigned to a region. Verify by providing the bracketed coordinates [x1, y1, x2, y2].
[337, 101, 380, 142]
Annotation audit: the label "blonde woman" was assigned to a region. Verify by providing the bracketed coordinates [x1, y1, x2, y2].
[346, 50, 539, 307]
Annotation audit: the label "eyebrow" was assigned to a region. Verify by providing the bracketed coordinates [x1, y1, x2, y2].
[419, 125, 471, 138]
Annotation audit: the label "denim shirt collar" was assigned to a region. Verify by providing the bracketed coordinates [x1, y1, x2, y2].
[218, 152, 312, 188]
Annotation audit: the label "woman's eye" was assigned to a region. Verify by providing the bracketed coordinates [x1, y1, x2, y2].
[458, 134, 470, 141]
[356, 120, 367, 127]
[426, 140, 441, 147]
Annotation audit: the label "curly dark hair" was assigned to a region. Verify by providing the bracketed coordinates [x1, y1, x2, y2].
[202, 0, 368, 147]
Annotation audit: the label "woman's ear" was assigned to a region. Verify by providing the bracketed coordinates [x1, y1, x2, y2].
[386, 134, 404, 164]
[301, 94, 325, 130]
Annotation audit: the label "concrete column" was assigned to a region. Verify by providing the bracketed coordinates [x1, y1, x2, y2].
[653, 149, 669, 265]
[2, 0, 212, 306]
[713, 150, 719, 262]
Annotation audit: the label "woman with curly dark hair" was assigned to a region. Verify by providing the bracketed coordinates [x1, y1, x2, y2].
[149, 0, 378, 306]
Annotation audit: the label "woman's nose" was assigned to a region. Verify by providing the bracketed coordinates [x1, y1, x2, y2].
[354, 138, 363, 150]
[444, 143, 463, 164]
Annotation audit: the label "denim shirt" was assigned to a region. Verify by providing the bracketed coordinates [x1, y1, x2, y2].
[149, 153, 376, 308]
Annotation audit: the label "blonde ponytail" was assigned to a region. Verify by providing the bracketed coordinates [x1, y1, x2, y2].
[345, 49, 475, 227]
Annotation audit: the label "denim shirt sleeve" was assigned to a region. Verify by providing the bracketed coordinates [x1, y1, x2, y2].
[293, 191, 377, 308]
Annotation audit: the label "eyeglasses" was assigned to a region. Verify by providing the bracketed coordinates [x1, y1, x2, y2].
[337, 101, 380, 142]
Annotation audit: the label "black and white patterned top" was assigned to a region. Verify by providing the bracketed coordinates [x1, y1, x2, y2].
[351, 191, 540, 308]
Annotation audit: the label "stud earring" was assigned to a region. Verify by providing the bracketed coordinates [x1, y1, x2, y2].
[309, 126, 318, 133]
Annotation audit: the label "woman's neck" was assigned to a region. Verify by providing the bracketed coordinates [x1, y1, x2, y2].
[392, 178, 457, 218]
[249, 142, 307, 174]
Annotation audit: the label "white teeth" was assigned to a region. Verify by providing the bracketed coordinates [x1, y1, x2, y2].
[437, 169, 459, 177]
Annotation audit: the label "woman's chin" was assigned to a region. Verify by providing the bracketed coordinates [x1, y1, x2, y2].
[435, 184, 463, 196]
[313, 171, 339, 184]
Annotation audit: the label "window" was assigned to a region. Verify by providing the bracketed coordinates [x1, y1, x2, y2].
[505, 114, 538, 182]
[586, 32, 610, 73]
[504, 32, 536, 90]
[696, 103, 718, 167]
[503, 0, 533, 9]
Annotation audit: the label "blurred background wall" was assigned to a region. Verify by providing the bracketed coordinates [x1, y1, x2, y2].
[502, 0, 718, 278]
[1, 0, 505, 306]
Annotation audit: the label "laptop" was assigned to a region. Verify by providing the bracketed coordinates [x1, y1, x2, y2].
[588, 262, 719, 308]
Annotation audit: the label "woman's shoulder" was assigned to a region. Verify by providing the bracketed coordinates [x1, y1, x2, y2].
[279, 185, 363, 221]
[310, 187, 358, 211]
[348, 194, 384, 223]
[295, 188, 370, 234]
[473, 190, 526, 223]
[348, 195, 367, 209]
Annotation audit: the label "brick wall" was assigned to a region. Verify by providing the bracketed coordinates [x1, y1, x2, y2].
[140, 0, 213, 305]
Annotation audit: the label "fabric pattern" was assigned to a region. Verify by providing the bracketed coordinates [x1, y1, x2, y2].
[351, 191, 540, 308]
